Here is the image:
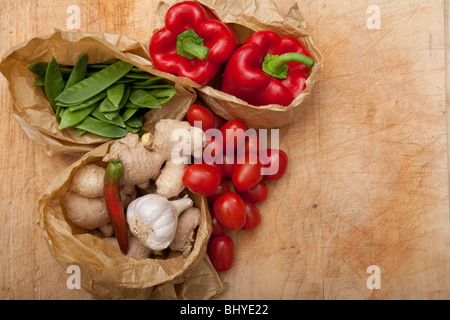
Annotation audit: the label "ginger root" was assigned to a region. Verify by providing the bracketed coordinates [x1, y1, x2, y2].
[103, 234, 152, 259]
[102, 119, 205, 198]
[70, 164, 105, 198]
[62, 164, 136, 236]
[169, 207, 201, 256]
[62, 191, 112, 235]
[156, 160, 187, 199]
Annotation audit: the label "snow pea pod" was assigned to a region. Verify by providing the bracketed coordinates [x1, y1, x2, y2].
[107, 83, 125, 108]
[124, 101, 141, 109]
[61, 68, 74, 79]
[125, 125, 141, 134]
[65, 53, 88, 89]
[74, 116, 128, 139]
[59, 107, 66, 120]
[86, 60, 120, 71]
[118, 84, 131, 108]
[132, 77, 164, 86]
[121, 107, 140, 122]
[129, 89, 160, 109]
[148, 87, 177, 97]
[124, 72, 155, 80]
[28, 61, 73, 79]
[27, 62, 49, 76]
[56, 60, 133, 105]
[115, 78, 137, 84]
[125, 112, 143, 128]
[131, 67, 146, 73]
[64, 91, 107, 111]
[151, 87, 178, 105]
[99, 97, 120, 113]
[55, 105, 63, 122]
[76, 128, 86, 136]
[33, 77, 45, 86]
[92, 104, 126, 128]
[103, 110, 121, 121]
[86, 65, 108, 71]
[59, 103, 97, 129]
[131, 84, 174, 90]
[45, 57, 65, 112]
[158, 95, 176, 105]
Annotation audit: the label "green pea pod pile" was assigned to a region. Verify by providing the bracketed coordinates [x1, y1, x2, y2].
[28, 53, 177, 139]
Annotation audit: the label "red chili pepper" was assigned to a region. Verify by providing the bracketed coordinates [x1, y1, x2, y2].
[104, 159, 128, 254]
[220, 30, 315, 107]
[149, 1, 238, 85]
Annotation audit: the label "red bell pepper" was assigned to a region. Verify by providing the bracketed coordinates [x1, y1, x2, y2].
[149, 1, 238, 85]
[220, 30, 314, 106]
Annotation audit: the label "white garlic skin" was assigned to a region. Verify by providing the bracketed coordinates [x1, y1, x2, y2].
[126, 194, 193, 251]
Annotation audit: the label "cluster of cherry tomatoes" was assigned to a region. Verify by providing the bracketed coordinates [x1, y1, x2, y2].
[183, 104, 288, 272]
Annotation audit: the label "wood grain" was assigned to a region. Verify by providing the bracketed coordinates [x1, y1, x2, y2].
[0, 0, 449, 300]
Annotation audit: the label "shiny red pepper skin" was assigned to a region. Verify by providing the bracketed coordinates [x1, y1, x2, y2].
[220, 30, 314, 107]
[149, 1, 238, 85]
[104, 159, 128, 254]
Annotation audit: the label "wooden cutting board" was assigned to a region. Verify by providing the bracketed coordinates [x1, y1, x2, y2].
[0, 0, 448, 300]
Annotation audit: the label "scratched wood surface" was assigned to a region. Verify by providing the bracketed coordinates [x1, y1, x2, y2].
[0, 0, 449, 300]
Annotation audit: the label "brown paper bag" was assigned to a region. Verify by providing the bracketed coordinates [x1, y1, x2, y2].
[0, 29, 197, 156]
[37, 141, 227, 300]
[148, 0, 324, 129]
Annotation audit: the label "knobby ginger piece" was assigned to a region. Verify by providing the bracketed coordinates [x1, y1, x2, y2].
[169, 207, 201, 256]
[99, 224, 114, 237]
[120, 183, 137, 209]
[62, 191, 111, 233]
[103, 133, 157, 189]
[70, 164, 105, 198]
[103, 234, 152, 259]
[156, 160, 187, 199]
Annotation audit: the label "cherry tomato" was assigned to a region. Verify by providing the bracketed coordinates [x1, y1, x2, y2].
[209, 162, 224, 179]
[213, 192, 246, 230]
[223, 164, 234, 179]
[236, 180, 268, 203]
[209, 205, 227, 236]
[242, 200, 261, 231]
[187, 104, 216, 132]
[182, 164, 221, 196]
[207, 180, 230, 204]
[213, 113, 227, 129]
[220, 120, 247, 153]
[262, 149, 289, 180]
[232, 153, 263, 191]
[208, 235, 235, 272]
[222, 151, 236, 179]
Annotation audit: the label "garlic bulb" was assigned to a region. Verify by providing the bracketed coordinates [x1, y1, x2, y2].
[126, 194, 193, 251]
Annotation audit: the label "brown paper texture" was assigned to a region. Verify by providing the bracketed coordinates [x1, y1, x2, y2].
[0, 29, 197, 156]
[149, 0, 324, 129]
[37, 141, 227, 300]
